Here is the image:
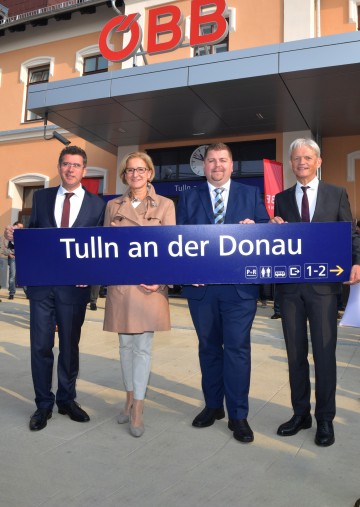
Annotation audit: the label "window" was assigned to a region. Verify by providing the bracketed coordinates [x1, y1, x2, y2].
[147, 140, 276, 182]
[83, 54, 108, 75]
[19, 186, 43, 226]
[25, 65, 49, 121]
[194, 19, 229, 57]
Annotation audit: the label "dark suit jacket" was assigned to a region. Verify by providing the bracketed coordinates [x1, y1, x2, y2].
[275, 180, 360, 294]
[27, 186, 106, 303]
[176, 180, 270, 299]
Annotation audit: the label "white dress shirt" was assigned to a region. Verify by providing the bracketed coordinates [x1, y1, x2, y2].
[55, 185, 85, 228]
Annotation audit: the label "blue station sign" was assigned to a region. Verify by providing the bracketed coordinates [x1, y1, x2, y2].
[14, 222, 352, 286]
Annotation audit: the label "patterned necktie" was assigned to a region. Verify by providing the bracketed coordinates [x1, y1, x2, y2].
[60, 192, 74, 227]
[301, 186, 310, 222]
[214, 187, 225, 224]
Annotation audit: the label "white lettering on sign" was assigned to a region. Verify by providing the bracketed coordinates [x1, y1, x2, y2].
[60, 237, 119, 259]
[168, 235, 209, 257]
[129, 241, 158, 258]
[219, 236, 302, 256]
[175, 184, 191, 191]
[59, 234, 302, 260]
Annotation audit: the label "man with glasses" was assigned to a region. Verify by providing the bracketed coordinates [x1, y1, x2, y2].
[5, 146, 105, 431]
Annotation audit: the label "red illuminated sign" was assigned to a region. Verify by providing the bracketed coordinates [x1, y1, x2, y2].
[99, 0, 229, 62]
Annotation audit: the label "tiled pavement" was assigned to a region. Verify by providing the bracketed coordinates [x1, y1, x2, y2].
[0, 290, 359, 507]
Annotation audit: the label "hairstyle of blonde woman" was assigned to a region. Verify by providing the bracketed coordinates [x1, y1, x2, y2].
[119, 152, 155, 184]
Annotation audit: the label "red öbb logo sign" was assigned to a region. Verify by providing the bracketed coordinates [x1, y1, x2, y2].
[99, 0, 229, 62]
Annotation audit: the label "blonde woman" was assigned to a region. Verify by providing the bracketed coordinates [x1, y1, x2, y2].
[103, 152, 175, 437]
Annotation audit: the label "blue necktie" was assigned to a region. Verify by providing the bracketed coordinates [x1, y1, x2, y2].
[214, 187, 225, 224]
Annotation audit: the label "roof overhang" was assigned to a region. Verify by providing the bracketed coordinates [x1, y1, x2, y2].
[28, 30, 360, 154]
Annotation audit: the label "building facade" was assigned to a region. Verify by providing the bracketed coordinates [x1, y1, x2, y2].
[1, 0, 360, 246]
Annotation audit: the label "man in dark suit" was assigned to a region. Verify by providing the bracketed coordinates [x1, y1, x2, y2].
[5, 146, 105, 431]
[177, 143, 269, 443]
[272, 138, 360, 446]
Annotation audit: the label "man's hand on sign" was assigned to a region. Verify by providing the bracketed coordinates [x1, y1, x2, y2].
[239, 218, 255, 224]
[270, 216, 288, 224]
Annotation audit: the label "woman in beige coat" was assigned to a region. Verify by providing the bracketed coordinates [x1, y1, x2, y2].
[103, 151, 175, 437]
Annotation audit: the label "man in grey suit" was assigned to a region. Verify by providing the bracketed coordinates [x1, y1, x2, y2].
[272, 138, 360, 446]
[5, 146, 106, 431]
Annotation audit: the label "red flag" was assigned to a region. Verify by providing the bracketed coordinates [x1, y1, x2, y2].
[263, 159, 283, 218]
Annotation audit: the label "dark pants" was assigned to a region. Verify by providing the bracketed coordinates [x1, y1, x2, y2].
[30, 290, 87, 409]
[279, 285, 337, 421]
[187, 285, 257, 420]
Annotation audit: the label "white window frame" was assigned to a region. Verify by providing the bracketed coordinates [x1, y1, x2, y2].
[75, 45, 113, 75]
[85, 167, 109, 194]
[8, 174, 49, 200]
[349, 0, 360, 23]
[347, 150, 360, 182]
[20, 57, 54, 123]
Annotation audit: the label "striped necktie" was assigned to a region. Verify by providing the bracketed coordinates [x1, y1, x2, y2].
[214, 187, 225, 224]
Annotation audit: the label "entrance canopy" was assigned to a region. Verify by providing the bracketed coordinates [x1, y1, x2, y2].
[28, 31, 360, 154]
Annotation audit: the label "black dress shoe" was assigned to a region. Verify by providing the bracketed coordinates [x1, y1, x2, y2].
[277, 414, 312, 436]
[270, 313, 281, 319]
[315, 420, 335, 447]
[89, 302, 97, 311]
[228, 419, 254, 443]
[192, 407, 225, 428]
[29, 408, 52, 431]
[8, 295, 14, 300]
[58, 401, 90, 422]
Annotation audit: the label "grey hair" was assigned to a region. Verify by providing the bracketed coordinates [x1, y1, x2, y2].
[289, 138, 321, 158]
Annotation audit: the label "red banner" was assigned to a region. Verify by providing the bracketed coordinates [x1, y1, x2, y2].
[82, 178, 100, 195]
[263, 159, 283, 218]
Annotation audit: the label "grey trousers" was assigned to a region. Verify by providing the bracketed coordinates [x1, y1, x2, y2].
[119, 332, 154, 400]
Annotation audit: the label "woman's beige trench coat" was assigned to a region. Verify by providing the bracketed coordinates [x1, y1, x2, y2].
[103, 184, 176, 334]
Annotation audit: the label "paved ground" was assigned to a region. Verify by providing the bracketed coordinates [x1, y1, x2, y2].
[0, 288, 359, 507]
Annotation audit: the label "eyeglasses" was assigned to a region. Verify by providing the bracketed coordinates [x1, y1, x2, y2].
[125, 167, 148, 175]
[61, 162, 83, 169]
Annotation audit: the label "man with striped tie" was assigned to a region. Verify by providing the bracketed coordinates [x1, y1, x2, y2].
[177, 143, 269, 443]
